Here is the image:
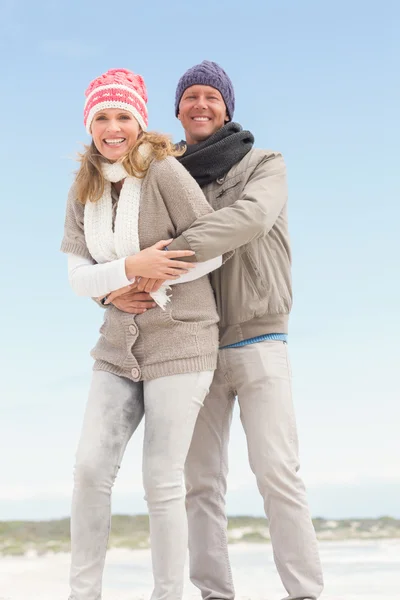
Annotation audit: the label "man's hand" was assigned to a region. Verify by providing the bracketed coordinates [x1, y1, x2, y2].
[110, 290, 157, 314]
[103, 283, 135, 305]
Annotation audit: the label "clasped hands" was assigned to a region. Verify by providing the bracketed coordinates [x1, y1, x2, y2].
[104, 279, 162, 314]
[101, 239, 196, 315]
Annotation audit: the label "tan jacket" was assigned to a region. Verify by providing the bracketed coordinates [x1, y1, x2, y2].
[168, 149, 292, 347]
[61, 156, 219, 381]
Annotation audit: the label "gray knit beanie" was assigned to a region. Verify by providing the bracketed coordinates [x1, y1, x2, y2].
[175, 60, 235, 120]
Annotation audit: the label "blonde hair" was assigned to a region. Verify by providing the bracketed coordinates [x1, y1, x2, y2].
[75, 132, 185, 204]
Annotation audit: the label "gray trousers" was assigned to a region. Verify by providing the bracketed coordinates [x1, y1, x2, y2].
[185, 341, 324, 600]
[69, 369, 213, 600]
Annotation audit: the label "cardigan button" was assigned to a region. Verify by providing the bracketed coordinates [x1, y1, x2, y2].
[131, 367, 141, 380]
[129, 324, 138, 336]
[216, 176, 225, 184]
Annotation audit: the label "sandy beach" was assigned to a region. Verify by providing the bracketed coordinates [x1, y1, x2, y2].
[1, 539, 399, 600]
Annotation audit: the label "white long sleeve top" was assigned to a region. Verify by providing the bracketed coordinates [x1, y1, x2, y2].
[67, 253, 222, 298]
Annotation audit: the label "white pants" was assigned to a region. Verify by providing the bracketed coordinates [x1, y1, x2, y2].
[185, 341, 324, 600]
[69, 369, 213, 600]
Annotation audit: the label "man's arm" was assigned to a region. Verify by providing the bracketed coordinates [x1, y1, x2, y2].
[167, 152, 287, 263]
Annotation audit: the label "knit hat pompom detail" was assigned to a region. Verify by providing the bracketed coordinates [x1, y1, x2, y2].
[175, 60, 235, 120]
[84, 68, 148, 134]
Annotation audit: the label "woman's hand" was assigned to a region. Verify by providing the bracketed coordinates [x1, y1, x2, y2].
[125, 239, 196, 280]
[135, 278, 166, 293]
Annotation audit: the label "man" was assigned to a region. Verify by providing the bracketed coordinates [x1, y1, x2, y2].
[112, 61, 323, 600]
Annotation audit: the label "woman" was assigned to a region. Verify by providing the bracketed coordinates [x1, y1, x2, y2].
[60, 68, 221, 600]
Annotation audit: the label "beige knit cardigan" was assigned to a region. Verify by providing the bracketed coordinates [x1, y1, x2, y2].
[61, 156, 219, 382]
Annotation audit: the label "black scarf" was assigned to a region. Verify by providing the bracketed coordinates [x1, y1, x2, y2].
[177, 122, 254, 187]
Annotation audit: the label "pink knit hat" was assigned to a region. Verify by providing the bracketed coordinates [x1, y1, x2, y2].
[84, 68, 148, 134]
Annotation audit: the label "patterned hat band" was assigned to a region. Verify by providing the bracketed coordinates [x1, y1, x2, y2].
[84, 70, 148, 133]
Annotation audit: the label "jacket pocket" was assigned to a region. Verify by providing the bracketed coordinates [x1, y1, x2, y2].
[216, 240, 292, 327]
[268, 250, 292, 314]
[210, 175, 243, 209]
[141, 306, 200, 365]
[216, 252, 264, 326]
[165, 306, 199, 334]
[216, 180, 240, 199]
[240, 243, 269, 300]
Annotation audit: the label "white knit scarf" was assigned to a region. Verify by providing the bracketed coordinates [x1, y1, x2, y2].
[84, 159, 170, 309]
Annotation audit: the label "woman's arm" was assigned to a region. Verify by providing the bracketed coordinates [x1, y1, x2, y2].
[60, 184, 93, 260]
[67, 244, 204, 299]
[68, 254, 134, 298]
[132, 255, 222, 294]
[61, 185, 196, 286]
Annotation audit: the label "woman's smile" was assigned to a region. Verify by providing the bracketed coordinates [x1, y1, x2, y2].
[91, 108, 140, 161]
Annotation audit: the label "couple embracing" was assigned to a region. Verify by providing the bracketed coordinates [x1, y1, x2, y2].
[61, 60, 323, 600]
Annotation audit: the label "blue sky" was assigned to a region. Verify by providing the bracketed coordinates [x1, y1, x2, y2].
[0, 0, 399, 520]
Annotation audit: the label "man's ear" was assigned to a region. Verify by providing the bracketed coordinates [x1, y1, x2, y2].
[177, 111, 182, 123]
